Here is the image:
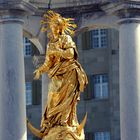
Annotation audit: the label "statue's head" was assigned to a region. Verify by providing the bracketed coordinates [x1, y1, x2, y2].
[41, 10, 77, 40]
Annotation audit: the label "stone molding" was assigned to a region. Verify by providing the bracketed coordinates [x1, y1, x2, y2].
[102, 1, 140, 24]
[0, 17, 24, 24]
[30, 0, 108, 9]
[118, 17, 140, 24]
[0, 1, 37, 16]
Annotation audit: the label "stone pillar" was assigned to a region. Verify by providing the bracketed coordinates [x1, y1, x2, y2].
[0, 17, 27, 140]
[119, 19, 140, 140]
[0, 1, 36, 140]
[115, 2, 140, 140]
[104, 1, 140, 139]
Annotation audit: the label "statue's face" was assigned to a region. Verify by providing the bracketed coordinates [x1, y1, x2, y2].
[47, 24, 60, 41]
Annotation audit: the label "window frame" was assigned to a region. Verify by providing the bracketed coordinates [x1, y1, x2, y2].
[93, 74, 109, 100]
[23, 37, 32, 57]
[91, 29, 108, 48]
[94, 131, 111, 140]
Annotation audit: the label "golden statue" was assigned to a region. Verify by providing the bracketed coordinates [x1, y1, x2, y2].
[27, 10, 88, 140]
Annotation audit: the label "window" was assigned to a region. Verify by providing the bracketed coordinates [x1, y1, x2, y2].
[95, 132, 110, 140]
[23, 37, 32, 56]
[93, 74, 109, 99]
[26, 82, 32, 105]
[92, 29, 108, 48]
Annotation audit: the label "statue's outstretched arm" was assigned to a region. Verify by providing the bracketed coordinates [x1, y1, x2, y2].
[38, 56, 51, 74]
[34, 50, 52, 80]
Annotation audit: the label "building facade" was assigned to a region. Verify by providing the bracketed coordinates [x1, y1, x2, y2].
[24, 1, 121, 140]
[0, 0, 139, 140]
[24, 27, 120, 140]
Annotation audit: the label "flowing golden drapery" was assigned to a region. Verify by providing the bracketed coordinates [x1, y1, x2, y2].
[40, 34, 88, 139]
[28, 34, 88, 140]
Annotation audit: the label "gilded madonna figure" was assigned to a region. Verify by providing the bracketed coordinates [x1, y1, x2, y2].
[27, 10, 88, 140]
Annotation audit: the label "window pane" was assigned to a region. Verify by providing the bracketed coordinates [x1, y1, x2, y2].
[94, 75, 100, 83]
[95, 132, 110, 140]
[92, 29, 107, 48]
[26, 82, 32, 105]
[94, 84, 101, 98]
[102, 83, 108, 98]
[93, 29, 99, 36]
[93, 37, 99, 48]
[100, 29, 107, 35]
[23, 37, 32, 56]
[101, 36, 107, 48]
[25, 37, 30, 43]
[102, 74, 108, 83]
[93, 74, 109, 99]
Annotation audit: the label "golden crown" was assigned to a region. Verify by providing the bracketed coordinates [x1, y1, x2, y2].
[41, 10, 77, 36]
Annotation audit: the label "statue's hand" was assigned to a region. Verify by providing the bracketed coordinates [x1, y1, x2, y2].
[34, 69, 41, 80]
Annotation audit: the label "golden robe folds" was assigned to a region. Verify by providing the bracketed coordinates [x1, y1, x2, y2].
[40, 35, 88, 140]
[27, 10, 88, 140]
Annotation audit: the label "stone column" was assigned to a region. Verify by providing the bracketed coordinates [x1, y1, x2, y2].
[115, 2, 140, 140]
[104, 1, 140, 139]
[0, 1, 36, 140]
[0, 17, 27, 140]
[119, 19, 140, 140]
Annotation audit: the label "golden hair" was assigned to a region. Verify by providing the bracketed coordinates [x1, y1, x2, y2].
[41, 10, 77, 36]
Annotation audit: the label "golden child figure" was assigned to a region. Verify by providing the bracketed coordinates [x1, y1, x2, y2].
[27, 10, 88, 140]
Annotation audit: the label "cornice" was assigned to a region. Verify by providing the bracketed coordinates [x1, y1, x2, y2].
[32, 2, 109, 16]
[0, 1, 37, 16]
[102, 1, 140, 18]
